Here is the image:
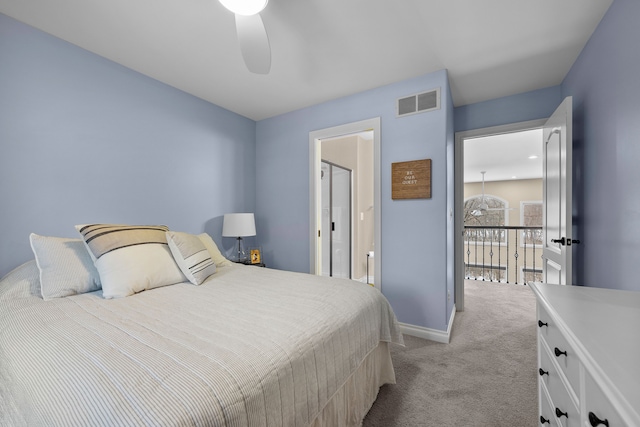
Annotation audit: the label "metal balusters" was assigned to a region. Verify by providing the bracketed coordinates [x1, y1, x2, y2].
[489, 233, 494, 281]
[466, 229, 471, 279]
[533, 240, 536, 282]
[513, 231, 518, 285]
[506, 229, 510, 283]
[474, 229, 478, 279]
[498, 232, 502, 282]
[482, 230, 487, 282]
[464, 226, 542, 285]
[523, 229, 527, 285]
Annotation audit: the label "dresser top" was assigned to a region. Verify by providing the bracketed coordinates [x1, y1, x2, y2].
[530, 283, 640, 423]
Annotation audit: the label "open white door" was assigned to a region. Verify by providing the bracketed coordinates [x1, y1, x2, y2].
[542, 97, 575, 285]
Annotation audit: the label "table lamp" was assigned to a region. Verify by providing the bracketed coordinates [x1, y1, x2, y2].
[222, 213, 256, 262]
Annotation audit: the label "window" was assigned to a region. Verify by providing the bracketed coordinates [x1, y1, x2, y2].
[464, 194, 508, 243]
[520, 201, 543, 246]
[464, 194, 507, 226]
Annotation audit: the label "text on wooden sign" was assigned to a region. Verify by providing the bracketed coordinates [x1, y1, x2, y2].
[391, 159, 431, 199]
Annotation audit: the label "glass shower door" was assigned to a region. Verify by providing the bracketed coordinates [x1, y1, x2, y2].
[321, 161, 352, 279]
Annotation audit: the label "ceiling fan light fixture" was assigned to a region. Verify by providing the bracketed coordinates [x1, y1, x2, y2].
[219, 0, 268, 16]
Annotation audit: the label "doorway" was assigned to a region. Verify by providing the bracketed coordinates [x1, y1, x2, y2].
[309, 118, 381, 289]
[454, 119, 547, 311]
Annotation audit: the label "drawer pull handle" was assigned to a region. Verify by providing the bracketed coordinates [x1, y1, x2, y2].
[538, 320, 548, 328]
[589, 412, 610, 426]
[554, 347, 567, 357]
[540, 415, 550, 424]
[538, 368, 549, 377]
[555, 408, 568, 418]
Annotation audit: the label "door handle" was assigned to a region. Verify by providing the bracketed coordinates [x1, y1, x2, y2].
[551, 237, 581, 246]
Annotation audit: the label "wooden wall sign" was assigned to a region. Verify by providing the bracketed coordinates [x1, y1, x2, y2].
[392, 159, 431, 200]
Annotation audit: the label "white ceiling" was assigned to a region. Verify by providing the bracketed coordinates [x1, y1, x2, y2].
[464, 129, 543, 183]
[0, 0, 613, 121]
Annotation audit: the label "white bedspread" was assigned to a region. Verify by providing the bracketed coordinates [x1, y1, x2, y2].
[0, 263, 403, 426]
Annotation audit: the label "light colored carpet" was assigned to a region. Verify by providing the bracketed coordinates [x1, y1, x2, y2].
[363, 280, 538, 426]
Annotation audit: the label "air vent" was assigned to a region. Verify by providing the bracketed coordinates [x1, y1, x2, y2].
[397, 88, 440, 117]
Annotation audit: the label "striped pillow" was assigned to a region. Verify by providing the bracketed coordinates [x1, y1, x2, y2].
[197, 233, 232, 267]
[166, 231, 217, 285]
[75, 224, 187, 299]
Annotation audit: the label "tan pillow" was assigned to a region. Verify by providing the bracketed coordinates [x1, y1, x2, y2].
[197, 233, 232, 267]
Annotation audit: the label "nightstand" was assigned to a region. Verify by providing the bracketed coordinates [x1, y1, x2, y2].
[235, 261, 266, 268]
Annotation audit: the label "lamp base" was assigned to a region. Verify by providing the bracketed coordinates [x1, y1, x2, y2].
[226, 236, 249, 262]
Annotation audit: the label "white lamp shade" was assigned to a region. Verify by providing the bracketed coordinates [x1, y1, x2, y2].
[218, 0, 268, 16]
[222, 213, 256, 237]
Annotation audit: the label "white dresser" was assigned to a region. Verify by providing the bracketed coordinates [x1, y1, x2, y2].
[529, 283, 640, 426]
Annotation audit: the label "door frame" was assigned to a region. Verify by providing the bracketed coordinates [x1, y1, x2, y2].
[454, 118, 546, 311]
[309, 117, 381, 290]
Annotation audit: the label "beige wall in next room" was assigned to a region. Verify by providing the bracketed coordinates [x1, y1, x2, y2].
[464, 178, 542, 226]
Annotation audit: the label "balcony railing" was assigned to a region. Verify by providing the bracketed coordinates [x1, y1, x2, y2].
[464, 225, 543, 285]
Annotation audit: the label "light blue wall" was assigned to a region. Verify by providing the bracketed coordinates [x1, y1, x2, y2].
[454, 85, 563, 133]
[0, 14, 257, 277]
[256, 70, 453, 331]
[562, 0, 640, 291]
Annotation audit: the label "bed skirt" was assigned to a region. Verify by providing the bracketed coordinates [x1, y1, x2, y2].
[310, 341, 395, 427]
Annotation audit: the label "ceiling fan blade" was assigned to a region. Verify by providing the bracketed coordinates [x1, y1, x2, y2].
[235, 14, 271, 74]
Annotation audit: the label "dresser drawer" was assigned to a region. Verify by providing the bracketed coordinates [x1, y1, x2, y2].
[539, 346, 580, 427]
[539, 383, 558, 426]
[537, 305, 580, 395]
[584, 370, 625, 426]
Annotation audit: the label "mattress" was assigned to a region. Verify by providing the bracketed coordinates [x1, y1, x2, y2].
[0, 262, 403, 426]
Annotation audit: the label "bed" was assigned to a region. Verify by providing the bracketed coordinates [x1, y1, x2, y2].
[0, 226, 403, 426]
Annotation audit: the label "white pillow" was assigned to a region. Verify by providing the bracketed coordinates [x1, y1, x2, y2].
[197, 233, 232, 267]
[0, 260, 42, 301]
[29, 233, 101, 300]
[75, 224, 186, 299]
[166, 231, 217, 285]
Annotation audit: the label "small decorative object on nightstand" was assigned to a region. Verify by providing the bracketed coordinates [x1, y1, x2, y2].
[250, 247, 262, 264]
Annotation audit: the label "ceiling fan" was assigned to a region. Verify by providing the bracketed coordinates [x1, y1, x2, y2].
[471, 171, 516, 216]
[218, 0, 271, 74]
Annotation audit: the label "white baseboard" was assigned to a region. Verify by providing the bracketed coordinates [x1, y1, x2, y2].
[399, 308, 456, 344]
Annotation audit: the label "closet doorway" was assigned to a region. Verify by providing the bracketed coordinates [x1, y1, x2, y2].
[309, 117, 381, 289]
